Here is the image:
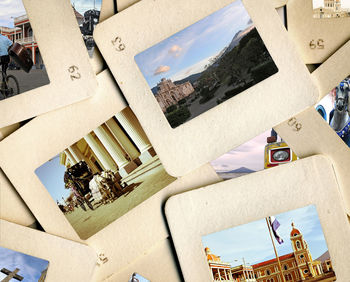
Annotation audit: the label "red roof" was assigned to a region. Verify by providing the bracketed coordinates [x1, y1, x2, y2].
[252, 253, 294, 268]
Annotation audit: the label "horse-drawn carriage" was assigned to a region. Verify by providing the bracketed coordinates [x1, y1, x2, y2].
[63, 161, 125, 211]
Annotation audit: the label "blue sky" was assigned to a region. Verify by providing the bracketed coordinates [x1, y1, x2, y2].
[0, 246, 49, 281]
[313, 0, 350, 8]
[202, 205, 330, 268]
[0, 0, 101, 28]
[135, 0, 252, 88]
[35, 155, 71, 205]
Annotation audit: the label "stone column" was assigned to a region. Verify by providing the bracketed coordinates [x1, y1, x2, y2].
[115, 108, 155, 163]
[105, 118, 140, 160]
[64, 149, 77, 166]
[84, 133, 117, 171]
[68, 144, 99, 173]
[94, 126, 129, 177]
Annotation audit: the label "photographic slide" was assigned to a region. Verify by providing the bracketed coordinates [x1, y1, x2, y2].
[313, 0, 350, 18]
[210, 129, 297, 180]
[71, 0, 101, 57]
[35, 107, 176, 240]
[202, 205, 336, 281]
[135, 0, 278, 128]
[315, 76, 350, 148]
[0, 246, 49, 281]
[0, 0, 49, 100]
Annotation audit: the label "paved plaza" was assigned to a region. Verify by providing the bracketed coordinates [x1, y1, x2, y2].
[65, 165, 176, 239]
[7, 68, 49, 94]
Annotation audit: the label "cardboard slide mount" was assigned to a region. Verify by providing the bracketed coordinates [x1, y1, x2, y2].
[0, 70, 222, 281]
[274, 38, 350, 215]
[287, 0, 350, 64]
[0, 219, 96, 282]
[94, 0, 319, 177]
[0, 0, 98, 127]
[165, 156, 350, 282]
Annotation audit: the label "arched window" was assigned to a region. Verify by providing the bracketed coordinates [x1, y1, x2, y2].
[300, 254, 305, 259]
[303, 269, 309, 274]
[266, 269, 271, 276]
[283, 264, 288, 270]
[296, 240, 301, 250]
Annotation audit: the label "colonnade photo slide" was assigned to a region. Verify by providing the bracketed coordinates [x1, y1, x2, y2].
[35, 107, 176, 240]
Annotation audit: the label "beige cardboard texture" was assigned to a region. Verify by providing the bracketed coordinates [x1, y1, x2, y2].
[0, 0, 98, 127]
[287, 0, 350, 64]
[0, 169, 36, 227]
[104, 238, 181, 282]
[273, 0, 287, 8]
[0, 220, 96, 282]
[275, 108, 350, 215]
[0, 70, 221, 280]
[165, 156, 350, 282]
[94, 0, 319, 177]
[310, 40, 350, 98]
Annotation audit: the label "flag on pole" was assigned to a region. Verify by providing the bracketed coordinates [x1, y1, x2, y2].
[269, 216, 284, 244]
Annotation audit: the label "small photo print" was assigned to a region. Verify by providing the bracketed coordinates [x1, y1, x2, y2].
[35, 107, 176, 240]
[71, 0, 101, 57]
[0, 246, 49, 281]
[315, 76, 350, 147]
[0, 0, 50, 100]
[129, 273, 150, 282]
[134, 0, 278, 128]
[210, 129, 297, 180]
[202, 205, 336, 282]
[313, 0, 350, 18]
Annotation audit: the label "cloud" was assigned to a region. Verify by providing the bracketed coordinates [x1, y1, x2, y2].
[168, 45, 182, 57]
[154, 65, 170, 75]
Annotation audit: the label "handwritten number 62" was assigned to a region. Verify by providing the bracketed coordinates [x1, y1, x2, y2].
[68, 65, 81, 81]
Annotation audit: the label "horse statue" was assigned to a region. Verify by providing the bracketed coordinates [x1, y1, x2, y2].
[329, 80, 350, 147]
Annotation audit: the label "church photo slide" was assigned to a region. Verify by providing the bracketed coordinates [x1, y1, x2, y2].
[210, 129, 297, 180]
[35, 107, 176, 240]
[70, 0, 101, 57]
[0, 0, 49, 101]
[315, 76, 350, 148]
[134, 0, 278, 128]
[313, 0, 350, 18]
[0, 246, 49, 282]
[202, 205, 336, 282]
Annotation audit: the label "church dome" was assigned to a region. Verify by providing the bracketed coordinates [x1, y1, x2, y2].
[205, 247, 221, 262]
[290, 222, 301, 237]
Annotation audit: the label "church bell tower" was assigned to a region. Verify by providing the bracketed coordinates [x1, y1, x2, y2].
[290, 222, 315, 280]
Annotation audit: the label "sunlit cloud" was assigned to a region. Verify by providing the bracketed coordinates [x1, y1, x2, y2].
[168, 45, 182, 57]
[154, 65, 170, 75]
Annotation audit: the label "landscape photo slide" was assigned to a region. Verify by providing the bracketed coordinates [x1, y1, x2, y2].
[71, 0, 101, 57]
[313, 0, 350, 18]
[315, 76, 350, 148]
[210, 129, 297, 180]
[35, 107, 176, 240]
[129, 273, 150, 282]
[0, 246, 49, 281]
[0, 0, 49, 100]
[202, 205, 336, 282]
[134, 0, 278, 128]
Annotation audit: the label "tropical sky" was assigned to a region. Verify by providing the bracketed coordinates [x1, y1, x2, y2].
[35, 154, 71, 205]
[313, 0, 350, 8]
[202, 205, 330, 268]
[134, 0, 252, 89]
[0, 0, 101, 28]
[0, 246, 49, 281]
[210, 130, 274, 173]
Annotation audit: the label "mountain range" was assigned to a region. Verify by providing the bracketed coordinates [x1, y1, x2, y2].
[223, 167, 256, 174]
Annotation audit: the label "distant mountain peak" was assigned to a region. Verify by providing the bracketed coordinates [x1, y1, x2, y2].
[225, 167, 255, 173]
